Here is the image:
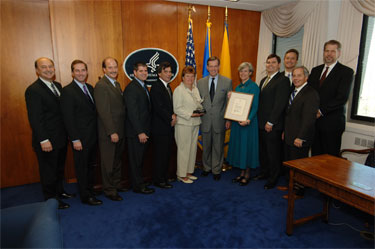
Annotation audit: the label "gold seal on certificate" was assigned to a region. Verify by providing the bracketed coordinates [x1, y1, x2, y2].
[224, 92, 254, 122]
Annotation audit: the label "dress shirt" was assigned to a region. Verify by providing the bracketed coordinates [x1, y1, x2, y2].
[208, 75, 218, 92]
[293, 82, 308, 97]
[284, 71, 293, 86]
[320, 60, 338, 78]
[104, 74, 116, 87]
[39, 77, 60, 96]
[74, 79, 93, 102]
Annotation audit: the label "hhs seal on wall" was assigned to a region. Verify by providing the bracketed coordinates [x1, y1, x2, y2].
[123, 48, 179, 86]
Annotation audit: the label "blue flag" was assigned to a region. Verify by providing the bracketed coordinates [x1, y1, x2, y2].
[202, 20, 212, 77]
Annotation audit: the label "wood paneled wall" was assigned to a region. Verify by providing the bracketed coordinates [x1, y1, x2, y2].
[1, 0, 260, 188]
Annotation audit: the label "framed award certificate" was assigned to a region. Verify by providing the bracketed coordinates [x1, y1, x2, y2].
[224, 92, 254, 122]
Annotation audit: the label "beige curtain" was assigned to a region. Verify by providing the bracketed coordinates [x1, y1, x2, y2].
[262, 0, 318, 37]
[337, 1, 364, 72]
[255, 15, 273, 84]
[350, 0, 375, 16]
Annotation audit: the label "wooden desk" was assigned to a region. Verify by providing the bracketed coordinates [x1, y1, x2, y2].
[283, 154, 375, 235]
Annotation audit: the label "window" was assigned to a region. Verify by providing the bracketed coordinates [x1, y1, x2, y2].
[273, 27, 304, 71]
[351, 15, 375, 123]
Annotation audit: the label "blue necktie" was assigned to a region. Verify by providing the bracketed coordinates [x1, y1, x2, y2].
[289, 90, 297, 106]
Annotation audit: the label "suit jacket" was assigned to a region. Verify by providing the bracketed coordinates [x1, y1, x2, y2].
[197, 75, 232, 133]
[284, 84, 320, 147]
[258, 72, 290, 131]
[308, 62, 354, 131]
[94, 76, 125, 140]
[60, 81, 97, 147]
[150, 79, 173, 136]
[124, 79, 151, 138]
[25, 78, 67, 149]
[173, 83, 202, 127]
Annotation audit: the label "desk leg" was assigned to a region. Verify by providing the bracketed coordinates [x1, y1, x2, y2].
[322, 196, 330, 223]
[286, 169, 295, 236]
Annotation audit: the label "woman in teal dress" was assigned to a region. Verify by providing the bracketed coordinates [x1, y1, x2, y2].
[227, 62, 260, 186]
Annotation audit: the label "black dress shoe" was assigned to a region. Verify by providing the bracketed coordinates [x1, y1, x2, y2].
[232, 176, 244, 183]
[264, 182, 276, 190]
[59, 192, 76, 199]
[239, 178, 250, 186]
[57, 200, 70, 209]
[253, 174, 268, 181]
[117, 187, 129, 192]
[213, 174, 221, 181]
[105, 194, 123, 201]
[201, 171, 210, 176]
[133, 186, 155, 194]
[82, 197, 103, 206]
[154, 182, 173, 189]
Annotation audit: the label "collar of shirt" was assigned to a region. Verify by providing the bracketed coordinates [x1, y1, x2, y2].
[74, 79, 93, 100]
[135, 77, 146, 88]
[104, 74, 116, 87]
[294, 82, 308, 96]
[39, 77, 60, 95]
[267, 71, 279, 81]
[159, 78, 169, 89]
[209, 75, 218, 91]
[322, 60, 338, 77]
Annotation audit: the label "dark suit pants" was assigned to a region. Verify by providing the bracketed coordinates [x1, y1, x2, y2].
[98, 138, 124, 196]
[72, 143, 96, 200]
[153, 134, 172, 184]
[35, 145, 67, 200]
[259, 129, 282, 185]
[312, 126, 344, 157]
[127, 137, 148, 191]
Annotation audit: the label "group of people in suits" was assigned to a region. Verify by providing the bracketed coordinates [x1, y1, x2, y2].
[25, 39, 353, 209]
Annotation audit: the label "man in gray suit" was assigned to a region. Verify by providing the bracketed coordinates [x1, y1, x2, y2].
[197, 56, 232, 181]
[94, 57, 126, 201]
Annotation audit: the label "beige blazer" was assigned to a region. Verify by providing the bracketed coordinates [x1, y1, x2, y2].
[173, 82, 202, 126]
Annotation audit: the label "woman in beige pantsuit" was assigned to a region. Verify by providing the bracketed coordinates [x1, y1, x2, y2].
[173, 66, 204, 183]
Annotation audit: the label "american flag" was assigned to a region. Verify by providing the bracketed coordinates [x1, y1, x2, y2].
[185, 18, 196, 70]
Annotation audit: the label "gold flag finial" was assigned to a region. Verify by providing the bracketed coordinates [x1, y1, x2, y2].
[188, 4, 196, 20]
[208, 6, 211, 21]
[225, 6, 228, 22]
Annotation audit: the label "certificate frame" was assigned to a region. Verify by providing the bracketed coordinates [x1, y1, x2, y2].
[224, 92, 254, 122]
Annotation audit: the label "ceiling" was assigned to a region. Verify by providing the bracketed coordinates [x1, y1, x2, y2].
[167, 0, 298, 12]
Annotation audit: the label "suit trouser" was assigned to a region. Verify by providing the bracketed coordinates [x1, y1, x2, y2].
[312, 127, 344, 157]
[175, 124, 199, 177]
[127, 137, 148, 191]
[153, 133, 173, 184]
[72, 142, 96, 200]
[259, 129, 282, 184]
[35, 145, 67, 200]
[98, 137, 124, 196]
[201, 130, 225, 174]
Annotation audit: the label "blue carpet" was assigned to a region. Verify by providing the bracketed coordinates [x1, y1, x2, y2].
[1, 168, 373, 248]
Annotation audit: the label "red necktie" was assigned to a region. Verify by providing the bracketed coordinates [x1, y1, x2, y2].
[319, 67, 329, 87]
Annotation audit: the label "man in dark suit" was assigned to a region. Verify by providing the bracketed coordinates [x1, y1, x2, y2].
[150, 62, 176, 189]
[25, 57, 73, 209]
[94, 57, 126, 201]
[197, 56, 232, 181]
[308, 40, 354, 157]
[282, 66, 320, 199]
[124, 62, 155, 194]
[256, 54, 290, 189]
[60, 60, 102, 206]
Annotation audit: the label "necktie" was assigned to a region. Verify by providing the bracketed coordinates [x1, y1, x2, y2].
[288, 73, 292, 84]
[143, 83, 150, 101]
[261, 76, 270, 90]
[50, 82, 59, 97]
[167, 84, 172, 100]
[115, 81, 122, 94]
[83, 84, 93, 103]
[319, 67, 329, 87]
[289, 89, 297, 107]
[210, 78, 215, 102]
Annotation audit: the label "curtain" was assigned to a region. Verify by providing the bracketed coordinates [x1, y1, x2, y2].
[350, 0, 375, 16]
[262, 0, 318, 37]
[337, 1, 364, 72]
[255, 15, 273, 84]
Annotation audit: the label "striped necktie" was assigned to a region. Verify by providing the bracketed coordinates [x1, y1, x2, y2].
[288, 89, 297, 106]
[261, 76, 270, 90]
